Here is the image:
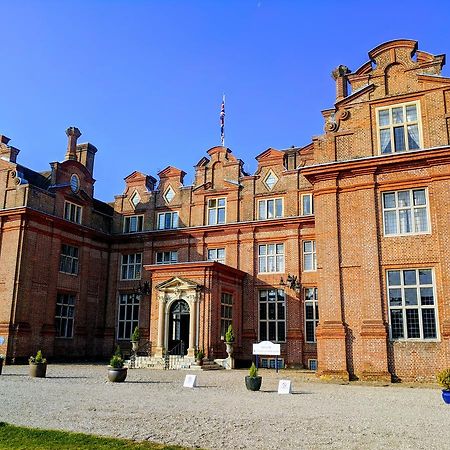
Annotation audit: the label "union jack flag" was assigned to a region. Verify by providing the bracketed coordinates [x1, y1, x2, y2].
[220, 95, 225, 146]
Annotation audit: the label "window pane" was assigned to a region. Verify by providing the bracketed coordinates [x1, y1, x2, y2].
[158, 214, 164, 229]
[407, 125, 420, 149]
[304, 241, 312, 252]
[403, 270, 416, 285]
[305, 303, 314, 320]
[390, 309, 404, 339]
[383, 193, 396, 208]
[259, 245, 266, 256]
[268, 303, 276, 320]
[422, 309, 437, 339]
[304, 254, 312, 271]
[380, 129, 392, 154]
[267, 200, 274, 218]
[404, 288, 418, 306]
[260, 322, 267, 341]
[414, 208, 428, 233]
[268, 322, 276, 341]
[276, 199, 283, 217]
[218, 208, 225, 224]
[413, 189, 426, 206]
[393, 126, 405, 151]
[389, 288, 402, 306]
[419, 269, 432, 285]
[399, 209, 412, 233]
[218, 198, 225, 207]
[406, 309, 420, 338]
[392, 107, 403, 124]
[259, 201, 266, 220]
[384, 211, 397, 234]
[172, 213, 179, 228]
[397, 191, 410, 207]
[378, 109, 390, 126]
[277, 322, 285, 341]
[259, 258, 266, 273]
[420, 287, 434, 305]
[277, 302, 285, 320]
[208, 209, 216, 224]
[406, 105, 417, 122]
[388, 271, 401, 286]
[306, 321, 315, 342]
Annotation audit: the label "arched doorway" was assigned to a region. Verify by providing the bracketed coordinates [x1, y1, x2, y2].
[168, 300, 190, 355]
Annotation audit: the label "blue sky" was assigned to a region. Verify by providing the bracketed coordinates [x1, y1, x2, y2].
[3, 0, 450, 201]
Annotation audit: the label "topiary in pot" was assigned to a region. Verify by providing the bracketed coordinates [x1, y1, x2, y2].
[131, 326, 140, 351]
[108, 345, 127, 382]
[195, 349, 205, 366]
[436, 368, 450, 404]
[245, 362, 262, 391]
[29, 350, 47, 378]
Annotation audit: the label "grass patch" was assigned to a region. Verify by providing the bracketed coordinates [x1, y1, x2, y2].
[0, 422, 191, 450]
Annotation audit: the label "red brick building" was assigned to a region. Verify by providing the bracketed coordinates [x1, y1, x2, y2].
[1, 39, 450, 380]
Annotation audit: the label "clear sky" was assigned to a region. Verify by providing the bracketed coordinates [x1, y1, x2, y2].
[2, 0, 450, 202]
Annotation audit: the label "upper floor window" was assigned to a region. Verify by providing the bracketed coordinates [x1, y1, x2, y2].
[157, 211, 179, 230]
[387, 268, 437, 340]
[121, 253, 142, 280]
[70, 174, 80, 193]
[258, 243, 284, 273]
[64, 201, 82, 224]
[59, 244, 79, 275]
[304, 287, 319, 343]
[376, 102, 421, 154]
[208, 248, 225, 263]
[55, 293, 75, 338]
[163, 186, 175, 203]
[123, 215, 144, 233]
[383, 188, 429, 236]
[301, 193, 314, 216]
[208, 198, 226, 225]
[130, 191, 141, 208]
[259, 289, 286, 342]
[156, 250, 178, 265]
[303, 240, 317, 272]
[258, 198, 283, 220]
[263, 170, 278, 191]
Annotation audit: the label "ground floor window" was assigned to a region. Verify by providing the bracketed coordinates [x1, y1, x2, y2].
[304, 287, 319, 342]
[117, 293, 140, 340]
[259, 289, 286, 342]
[387, 268, 437, 340]
[220, 292, 233, 338]
[55, 293, 75, 338]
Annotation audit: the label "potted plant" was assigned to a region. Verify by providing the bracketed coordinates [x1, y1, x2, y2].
[436, 368, 450, 404]
[0, 354, 4, 375]
[131, 326, 140, 352]
[195, 349, 205, 366]
[224, 324, 234, 354]
[108, 345, 127, 382]
[245, 362, 262, 391]
[29, 350, 47, 378]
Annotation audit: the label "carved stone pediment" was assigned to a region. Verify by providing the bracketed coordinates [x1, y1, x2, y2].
[155, 276, 201, 292]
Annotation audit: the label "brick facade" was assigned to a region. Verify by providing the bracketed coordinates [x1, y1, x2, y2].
[1, 39, 450, 380]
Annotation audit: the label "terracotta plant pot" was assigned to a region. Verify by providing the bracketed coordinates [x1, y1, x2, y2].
[108, 367, 128, 382]
[29, 362, 47, 378]
[245, 376, 262, 391]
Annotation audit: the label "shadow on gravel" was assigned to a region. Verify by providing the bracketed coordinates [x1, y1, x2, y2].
[47, 376, 91, 379]
[193, 385, 218, 389]
[260, 390, 314, 395]
[124, 380, 173, 384]
[0, 374, 27, 377]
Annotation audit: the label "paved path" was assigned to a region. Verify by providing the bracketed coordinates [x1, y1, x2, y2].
[0, 364, 449, 449]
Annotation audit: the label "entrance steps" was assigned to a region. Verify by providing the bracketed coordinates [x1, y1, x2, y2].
[201, 360, 225, 371]
[126, 355, 226, 370]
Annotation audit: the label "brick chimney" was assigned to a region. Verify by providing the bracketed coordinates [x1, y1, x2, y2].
[0, 135, 20, 163]
[65, 127, 81, 161]
[332, 65, 351, 102]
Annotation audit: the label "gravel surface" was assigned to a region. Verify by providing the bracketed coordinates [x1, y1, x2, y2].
[1, 364, 449, 449]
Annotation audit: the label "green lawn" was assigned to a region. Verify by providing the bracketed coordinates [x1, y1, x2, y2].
[0, 423, 191, 450]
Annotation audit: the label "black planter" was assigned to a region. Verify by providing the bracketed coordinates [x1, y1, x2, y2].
[0, 358, 3, 375]
[29, 362, 47, 378]
[108, 367, 128, 382]
[245, 376, 262, 391]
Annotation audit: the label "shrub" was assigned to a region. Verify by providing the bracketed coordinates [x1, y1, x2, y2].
[436, 368, 450, 390]
[225, 325, 234, 343]
[249, 362, 258, 378]
[195, 349, 205, 360]
[109, 355, 124, 369]
[131, 327, 140, 342]
[29, 350, 47, 365]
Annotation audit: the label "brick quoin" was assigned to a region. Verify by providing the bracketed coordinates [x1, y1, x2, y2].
[1, 39, 450, 381]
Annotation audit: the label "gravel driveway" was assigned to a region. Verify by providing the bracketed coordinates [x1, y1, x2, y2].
[0, 364, 449, 449]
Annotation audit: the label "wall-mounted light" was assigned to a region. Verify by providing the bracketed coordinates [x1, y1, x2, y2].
[280, 274, 301, 294]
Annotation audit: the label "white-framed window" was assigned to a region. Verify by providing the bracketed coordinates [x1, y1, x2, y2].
[156, 250, 178, 265]
[64, 201, 82, 224]
[55, 293, 75, 338]
[387, 268, 438, 340]
[301, 193, 314, 216]
[376, 101, 421, 154]
[123, 215, 144, 233]
[130, 191, 141, 208]
[263, 170, 278, 191]
[382, 188, 429, 236]
[207, 248, 225, 263]
[258, 198, 283, 220]
[304, 287, 319, 343]
[258, 243, 284, 273]
[208, 198, 226, 225]
[157, 211, 179, 230]
[70, 174, 80, 193]
[59, 244, 79, 275]
[117, 292, 140, 340]
[163, 186, 176, 203]
[220, 292, 233, 338]
[121, 253, 142, 280]
[303, 240, 317, 272]
[259, 289, 286, 342]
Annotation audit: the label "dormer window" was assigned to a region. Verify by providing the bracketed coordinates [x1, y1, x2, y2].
[130, 191, 141, 208]
[70, 174, 80, 193]
[263, 170, 278, 191]
[376, 101, 421, 154]
[64, 201, 82, 224]
[164, 186, 175, 203]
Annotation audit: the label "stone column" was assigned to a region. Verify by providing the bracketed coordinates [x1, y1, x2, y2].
[154, 293, 166, 357]
[187, 297, 197, 357]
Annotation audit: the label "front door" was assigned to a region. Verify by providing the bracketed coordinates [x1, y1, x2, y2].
[168, 300, 190, 355]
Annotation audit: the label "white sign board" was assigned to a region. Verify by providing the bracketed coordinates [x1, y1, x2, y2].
[253, 341, 281, 356]
[183, 374, 197, 388]
[278, 379, 292, 394]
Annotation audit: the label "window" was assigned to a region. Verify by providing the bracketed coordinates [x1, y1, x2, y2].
[382, 188, 429, 236]
[130, 191, 141, 208]
[156, 251, 178, 265]
[220, 292, 233, 338]
[259, 289, 286, 342]
[208, 198, 226, 225]
[55, 293, 75, 338]
[263, 170, 278, 191]
[121, 253, 142, 280]
[117, 293, 140, 340]
[258, 198, 283, 220]
[303, 240, 317, 272]
[387, 268, 437, 340]
[59, 244, 79, 275]
[258, 243, 284, 273]
[64, 201, 82, 224]
[305, 287, 319, 342]
[157, 211, 179, 230]
[207, 248, 225, 263]
[123, 215, 144, 233]
[301, 193, 314, 216]
[377, 102, 421, 154]
[70, 174, 80, 193]
[163, 186, 175, 203]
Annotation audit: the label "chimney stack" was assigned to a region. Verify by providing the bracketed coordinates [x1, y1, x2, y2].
[65, 127, 81, 161]
[332, 65, 351, 102]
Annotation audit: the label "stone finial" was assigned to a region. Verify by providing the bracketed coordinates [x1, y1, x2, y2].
[65, 127, 81, 161]
[332, 65, 351, 102]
